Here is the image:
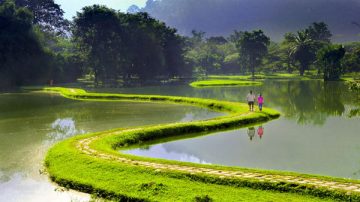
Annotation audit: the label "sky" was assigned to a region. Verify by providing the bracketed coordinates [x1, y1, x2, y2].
[55, 0, 147, 19]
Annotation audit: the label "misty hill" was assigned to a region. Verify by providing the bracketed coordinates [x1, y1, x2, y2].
[130, 0, 360, 42]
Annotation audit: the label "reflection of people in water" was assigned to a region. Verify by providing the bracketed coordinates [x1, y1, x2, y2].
[257, 126, 264, 139]
[257, 93, 264, 111]
[247, 127, 255, 141]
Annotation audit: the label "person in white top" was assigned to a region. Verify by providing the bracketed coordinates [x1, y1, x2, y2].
[246, 90, 256, 111]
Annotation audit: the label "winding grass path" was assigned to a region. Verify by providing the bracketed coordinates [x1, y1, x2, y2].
[43, 87, 360, 201]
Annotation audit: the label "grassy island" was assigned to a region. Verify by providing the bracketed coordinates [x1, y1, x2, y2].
[190, 80, 263, 87]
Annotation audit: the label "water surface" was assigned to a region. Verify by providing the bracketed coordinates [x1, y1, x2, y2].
[122, 81, 360, 179]
[0, 92, 222, 202]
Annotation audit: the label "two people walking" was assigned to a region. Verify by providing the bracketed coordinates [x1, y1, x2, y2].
[246, 90, 264, 112]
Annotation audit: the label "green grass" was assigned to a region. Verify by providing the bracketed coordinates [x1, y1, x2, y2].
[208, 72, 321, 81]
[47, 136, 334, 202]
[42, 87, 359, 201]
[190, 80, 263, 87]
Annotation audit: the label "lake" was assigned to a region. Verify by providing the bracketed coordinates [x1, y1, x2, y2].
[0, 92, 221, 202]
[121, 80, 360, 179]
[0, 80, 359, 201]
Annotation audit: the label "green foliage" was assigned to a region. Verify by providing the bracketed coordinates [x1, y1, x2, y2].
[190, 80, 262, 87]
[317, 45, 345, 81]
[307, 22, 332, 44]
[184, 31, 234, 76]
[347, 81, 360, 91]
[281, 22, 332, 77]
[287, 30, 316, 76]
[73, 6, 188, 86]
[235, 30, 270, 78]
[0, 0, 69, 34]
[0, 0, 51, 87]
[343, 42, 360, 73]
[194, 195, 213, 202]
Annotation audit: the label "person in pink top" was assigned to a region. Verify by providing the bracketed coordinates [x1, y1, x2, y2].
[257, 93, 264, 111]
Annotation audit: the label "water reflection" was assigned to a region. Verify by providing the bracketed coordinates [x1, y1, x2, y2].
[247, 127, 255, 141]
[47, 118, 85, 143]
[123, 144, 211, 165]
[246, 126, 265, 141]
[257, 126, 264, 139]
[0, 173, 90, 202]
[113, 80, 359, 125]
[0, 93, 222, 201]
[201, 81, 358, 125]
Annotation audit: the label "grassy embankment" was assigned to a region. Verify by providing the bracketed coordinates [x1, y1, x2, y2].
[189, 72, 319, 87]
[43, 87, 360, 201]
[190, 80, 263, 87]
[208, 72, 320, 81]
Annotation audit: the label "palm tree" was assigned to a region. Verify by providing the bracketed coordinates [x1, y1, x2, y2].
[289, 30, 316, 76]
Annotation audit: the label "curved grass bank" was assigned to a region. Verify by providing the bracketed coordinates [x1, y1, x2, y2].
[208, 73, 320, 81]
[190, 79, 262, 87]
[43, 87, 360, 201]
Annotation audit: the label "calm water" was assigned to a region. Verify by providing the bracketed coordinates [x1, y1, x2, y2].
[0, 92, 221, 202]
[121, 80, 360, 179]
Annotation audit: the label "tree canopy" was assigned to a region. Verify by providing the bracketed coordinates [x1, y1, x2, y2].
[0, 0, 69, 34]
[73, 5, 188, 86]
[317, 45, 346, 81]
[0, 0, 50, 87]
[235, 30, 270, 78]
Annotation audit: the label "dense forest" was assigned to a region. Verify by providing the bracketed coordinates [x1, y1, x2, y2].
[0, 0, 359, 88]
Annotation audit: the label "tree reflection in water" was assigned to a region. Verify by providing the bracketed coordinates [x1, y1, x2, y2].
[268, 81, 358, 125]
[47, 118, 85, 143]
[189, 80, 358, 126]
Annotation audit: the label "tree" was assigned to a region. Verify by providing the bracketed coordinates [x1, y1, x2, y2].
[289, 30, 316, 76]
[307, 22, 332, 44]
[263, 42, 283, 73]
[207, 36, 227, 45]
[73, 5, 124, 86]
[343, 43, 360, 73]
[74, 6, 186, 86]
[317, 44, 345, 81]
[0, 0, 69, 34]
[235, 30, 270, 78]
[280, 33, 297, 73]
[0, 0, 51, 86]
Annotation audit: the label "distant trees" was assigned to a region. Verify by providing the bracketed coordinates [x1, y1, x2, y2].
[287, 30, 316, 76]
[343, 43, 360, 73]
[280, 22, 333, 76]
[317, 45, 345, 81]
[0, 1, 189, 87]
[184, 30, 238, 76]
[73, 5, 188, 86]
[307, 22, 332, 44]
[1, 0, 359, 87]
[235, 30, 270, 78]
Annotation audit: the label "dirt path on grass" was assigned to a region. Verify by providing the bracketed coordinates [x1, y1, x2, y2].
[76, 134, 360, 195]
